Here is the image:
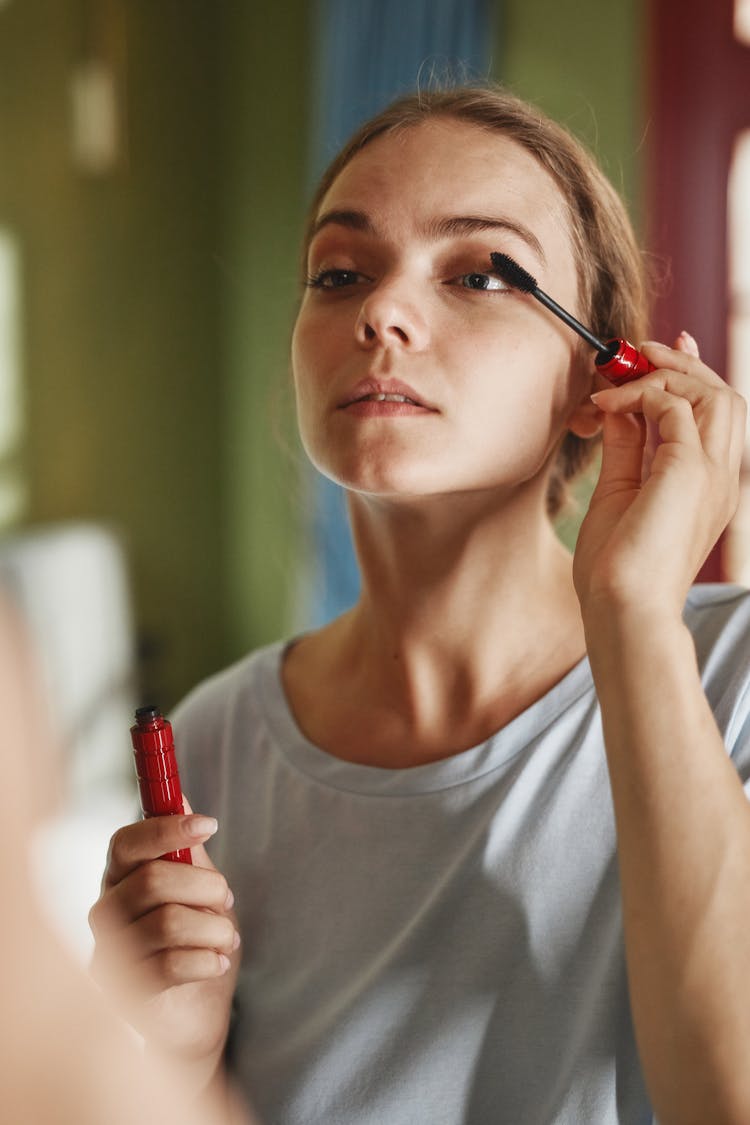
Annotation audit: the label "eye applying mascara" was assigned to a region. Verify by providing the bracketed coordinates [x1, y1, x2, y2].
[490, 252, 655, 384]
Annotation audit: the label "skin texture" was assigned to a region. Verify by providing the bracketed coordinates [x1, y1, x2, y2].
[293, 120, 597, 503]
[93, 116, 749, 1124]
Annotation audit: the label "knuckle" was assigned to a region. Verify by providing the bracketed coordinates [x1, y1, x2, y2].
[160, 947, 187, 984]
[135, 859, 167, 902]
[108, 824, 136, 866]
[158, 902, 185, 944]
[204, 869, 229, 908]
[87, 891, 123, 939]
[87, 900, 103, 936]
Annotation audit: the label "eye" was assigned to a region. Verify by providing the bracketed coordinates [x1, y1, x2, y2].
[455, 272, 509, 292]
[305, 268, 368, 290]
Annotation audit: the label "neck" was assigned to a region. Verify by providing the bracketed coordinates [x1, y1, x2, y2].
[283, 485, 588, 767]
[351, 483, 579, 648]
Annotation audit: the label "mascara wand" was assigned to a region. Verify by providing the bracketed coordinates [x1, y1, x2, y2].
[490, 252, 655, 384]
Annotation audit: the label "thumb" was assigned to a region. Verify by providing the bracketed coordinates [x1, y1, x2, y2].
[181, 793, 219, 871]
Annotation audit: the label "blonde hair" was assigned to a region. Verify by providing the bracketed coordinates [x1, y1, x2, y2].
[300, 84, 650, 517]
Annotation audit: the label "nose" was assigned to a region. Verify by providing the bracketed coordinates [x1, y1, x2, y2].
[354, 279, 429, 351]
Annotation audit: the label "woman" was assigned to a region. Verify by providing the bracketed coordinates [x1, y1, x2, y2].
[90, 86, 750, 1125]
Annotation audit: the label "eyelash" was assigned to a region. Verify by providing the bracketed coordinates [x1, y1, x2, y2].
[305, 268, 366, 289]
[304, 268, 509, 292]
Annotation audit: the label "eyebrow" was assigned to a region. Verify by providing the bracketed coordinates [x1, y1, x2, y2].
[310, 208, 547, 265]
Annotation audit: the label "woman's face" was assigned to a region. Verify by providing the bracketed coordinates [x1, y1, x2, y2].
[292, 117, 595, 503]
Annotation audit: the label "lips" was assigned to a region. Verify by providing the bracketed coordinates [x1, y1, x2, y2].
[338, 378, 436, 411]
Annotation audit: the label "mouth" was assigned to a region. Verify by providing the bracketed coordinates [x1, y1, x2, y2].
[356, 392, 421, 405]
[338, 379, 437, 411]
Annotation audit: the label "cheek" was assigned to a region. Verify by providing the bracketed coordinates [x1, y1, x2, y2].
[290, 315, 320, 414]
[290, 314, 336, 470]
[291, 302, 341, 380]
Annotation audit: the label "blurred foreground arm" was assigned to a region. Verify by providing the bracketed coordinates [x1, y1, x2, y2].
[0, 596, 253, 1124]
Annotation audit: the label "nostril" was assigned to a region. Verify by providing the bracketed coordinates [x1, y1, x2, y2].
[357, 309, 421, 348]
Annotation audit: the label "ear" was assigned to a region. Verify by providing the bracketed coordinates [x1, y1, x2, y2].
[565, 367, 609, 438]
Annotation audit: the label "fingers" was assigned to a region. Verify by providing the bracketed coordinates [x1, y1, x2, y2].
[103, 813, 219, 887]
[93, 854, 234, 930]
[134, 901, 240, 961]
[135, 903, 241, 988]
[89, 824, 240, 995]
[639, 337, 724, 386]
[97, 900, 241, 990]
[591, 334, 746, 467]
[145, 946, 235, 987]
[90, 811, 235, 951]
[180, 795, 217, 870]
[91, 894, 240, 992]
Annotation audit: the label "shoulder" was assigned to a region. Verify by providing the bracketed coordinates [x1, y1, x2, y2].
[683, 583, 750, 661]
[171, 641, 282, 733]
[169, 639, 289, 809]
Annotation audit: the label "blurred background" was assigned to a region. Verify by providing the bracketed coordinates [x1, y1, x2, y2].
[0, 0, 748, 955]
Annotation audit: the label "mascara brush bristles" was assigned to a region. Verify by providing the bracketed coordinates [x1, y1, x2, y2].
[490, 252, 607, 353]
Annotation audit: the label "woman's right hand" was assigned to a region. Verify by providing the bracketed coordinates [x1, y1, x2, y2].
[88, 806, 240, 1090]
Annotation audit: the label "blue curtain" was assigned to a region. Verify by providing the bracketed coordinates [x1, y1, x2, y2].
[303, 0, 494, 627]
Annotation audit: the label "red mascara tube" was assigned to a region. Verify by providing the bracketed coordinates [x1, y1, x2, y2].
[595, 338, 656, 384]
[130, 705, 192, 864]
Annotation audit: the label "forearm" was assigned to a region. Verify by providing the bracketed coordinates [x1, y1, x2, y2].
[585, 606, 750, 1125]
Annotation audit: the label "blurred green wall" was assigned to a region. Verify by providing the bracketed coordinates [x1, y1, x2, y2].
[0, 0, 644, 709]
[0, 1, 308, 708]
[501, 0, 647, 231]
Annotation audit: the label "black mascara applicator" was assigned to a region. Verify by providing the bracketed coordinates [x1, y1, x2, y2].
[490, 252, 655, 384]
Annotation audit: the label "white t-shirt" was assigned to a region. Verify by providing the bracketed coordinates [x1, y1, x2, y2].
[174, 584, 750, 1125]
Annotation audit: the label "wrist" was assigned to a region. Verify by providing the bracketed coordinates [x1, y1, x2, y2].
[579, 585, 686, 637]
[582, 599, 692, 671]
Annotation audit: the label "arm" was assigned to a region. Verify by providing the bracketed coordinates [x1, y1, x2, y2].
[573, 335, 750, 1125]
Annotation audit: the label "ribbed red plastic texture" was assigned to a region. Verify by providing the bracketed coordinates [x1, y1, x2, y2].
[130, 709, 192, 864]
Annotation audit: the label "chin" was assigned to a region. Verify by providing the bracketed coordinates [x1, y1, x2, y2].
[315, 456, 451, 499]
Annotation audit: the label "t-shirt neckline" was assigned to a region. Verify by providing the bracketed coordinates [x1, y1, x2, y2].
[257, 640, 595, 797]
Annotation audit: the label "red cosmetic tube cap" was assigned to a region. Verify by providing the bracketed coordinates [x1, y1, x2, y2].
[130, 705, 192, 864]
[596, 338, 656, 384]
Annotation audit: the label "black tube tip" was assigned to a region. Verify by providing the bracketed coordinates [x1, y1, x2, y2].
[135, 704, 161, 724]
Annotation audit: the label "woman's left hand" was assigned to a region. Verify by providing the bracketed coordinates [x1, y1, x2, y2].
[573, 332, 747, 621]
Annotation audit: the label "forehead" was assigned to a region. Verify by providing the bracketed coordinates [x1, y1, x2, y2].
[315, 118, 574, 261]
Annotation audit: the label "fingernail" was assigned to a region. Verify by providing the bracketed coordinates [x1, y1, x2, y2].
[186, 815, 218, 838]
[679, 329, 699, 354]
[232, 930, 241, 951]
[224, 887, 235, 911]
[218, 954, 231, 974]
